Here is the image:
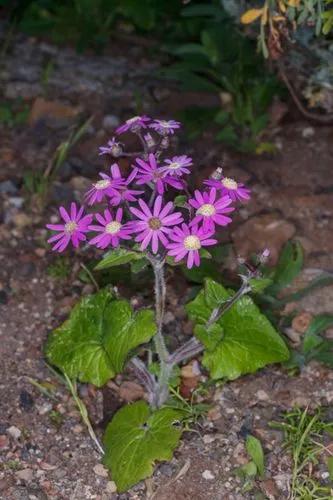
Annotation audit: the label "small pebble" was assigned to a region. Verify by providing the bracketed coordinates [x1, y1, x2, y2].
[93, 463, 109, 478]
[202, 470, 215, 480]
[106, 480, 117, 493]
[7, 425, 21, 439]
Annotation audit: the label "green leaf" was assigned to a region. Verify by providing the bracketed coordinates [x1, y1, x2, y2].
[186, 279, 289, 379]
[182, 259, 221, 284]
[130, 257, 148, 274]
[174, 195, 188, 208]
[249, 278, 273, 294]
[46, 290, 156, 386]
[303, 314, 333, 354]
[95, 248, 141, 270]
[269, 241, 303, 294]
[246, 435, 265, 477]
[103, 401, 183, 492]
[235, 460, 257, 479]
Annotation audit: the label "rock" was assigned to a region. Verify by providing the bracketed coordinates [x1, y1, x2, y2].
[203, 434, 216, 445]
[16, 468, 33, 482]
[202, 470, 215, 480]
[73, 424, 84, 434]
[0, 180, 18, 194]
[50, 183, 75, 205]
[29, 97, 80, 127]
[12, 213, 31, 229]
[302, 127, 315, 138]
[35, 248, 46, 258]
[207, 406, 221, 421]
[7, 425, 21, 439]
[261, 479, 280, 499]
[180, 360, 201, 379]
[0, 290, 8, 305]
[93, 464, 109, 478]
[0, 435, 9, 448]
[8, 197, 24, 209]
[57, 161, 75, 182]
[232, 213, 296, 265]
[69, 176, 91, 193]
[291, 312, 313, 333]
[103, 115, 120, 131]
[119, 381, 145, 402]
[106, 481, 117, 493]
[256, 390, 270, 401]
[19, 390, 34, 411]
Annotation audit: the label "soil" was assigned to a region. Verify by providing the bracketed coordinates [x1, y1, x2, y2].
[0, 26, 333, 500]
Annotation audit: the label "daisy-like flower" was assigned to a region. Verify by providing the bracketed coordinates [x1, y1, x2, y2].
[109, 168, 144, 206]
[116, 115, 150, 135]
[188, 188, 234, 231]
[162, 155, 193, 177]
[88, 208, 133, 249]
[205, 176, 250, 202]
[99, 137, 123, 157]
[149, 119, 181, 135]
[135, 153, 184, 195]
[85, 164, 125, 205]
[129, 196, 183, 254]
[167, 224, 217, 269]
[46, 203, 92, 252]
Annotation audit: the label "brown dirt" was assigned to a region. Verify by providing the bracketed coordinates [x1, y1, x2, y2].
[0, 26, 333, 500]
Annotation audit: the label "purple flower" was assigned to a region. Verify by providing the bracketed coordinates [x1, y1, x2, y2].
[46, 203, 92, 252]
[167, 224, 217, 269]
[116, 115, 150, 135]
[149, 119, 181, 135]
[135, 154, 184, 194]
[188, 188, 234, 231]
[205, 176, 250, 202]
[99, 137, 123, 157]
[88, 208, 133, 249]
[85, 164, 125, 205]
[109, 168, 144, 206]
[162, 155, 193, 177]
[129, 196, 183, 254]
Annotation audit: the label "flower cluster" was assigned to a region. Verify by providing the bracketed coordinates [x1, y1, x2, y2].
[46, 116, 250, 268]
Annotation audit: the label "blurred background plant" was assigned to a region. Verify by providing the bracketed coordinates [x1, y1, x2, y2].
[1, 0, 333, 151]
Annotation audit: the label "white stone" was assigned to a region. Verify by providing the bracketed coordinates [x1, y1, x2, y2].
[93, 463, 109, 478]
[106, 481, 117, 493]
[202, 470, 215, 480]
[7, 426, 21, 439]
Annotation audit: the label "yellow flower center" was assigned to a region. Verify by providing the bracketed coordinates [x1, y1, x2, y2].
[126, 116, 140, 124]
[222, 177, 238, 190]
[94, 179, 111, 190]
[184, 235, 201, 250]
[148, 217, 162, 230]
[64, 221, 77, 234]
[105, 221, 121, 234]
[197, 203, 215, 217]
[168, 162, 180, 170]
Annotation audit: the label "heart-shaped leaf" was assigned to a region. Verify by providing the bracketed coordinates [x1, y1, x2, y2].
[46, 289, 156, 386]
[95, 248, 141, 270]
[186, 279, 289, 379]
[103, 401, 183, 492]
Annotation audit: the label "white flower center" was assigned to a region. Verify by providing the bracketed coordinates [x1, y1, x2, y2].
[94, 179, 111, 190]
[222, 177, 238, 190]
[126, 116, 140, 125]
[168, 162, 180, 170]
[65, 221, 77, 234]
[197, 203, 216, 217]
[159, 120, 171, 127]
[105, 221, 121, 234]
[184, 235, 201, 251]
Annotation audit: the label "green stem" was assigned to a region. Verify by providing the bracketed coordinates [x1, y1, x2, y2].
[64, 373, 104, 455]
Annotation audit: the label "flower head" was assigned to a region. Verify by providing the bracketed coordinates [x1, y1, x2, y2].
[88, 208, 133, 249]
[109, 168, 144, 206]
[205, 176, 250, 202]
[134, 153, 184, 195]
[85, 164, 125, 205]
[162, 155, 193, 177]
[167, 224, 217, 269]
[116, 115, 150, 135]
[129, 196, 183, 254]
[188, 188, 234, 231]
[149, 119, 181, 135]
[46, 203, 92, 252]
[99, 137, 123, 157]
